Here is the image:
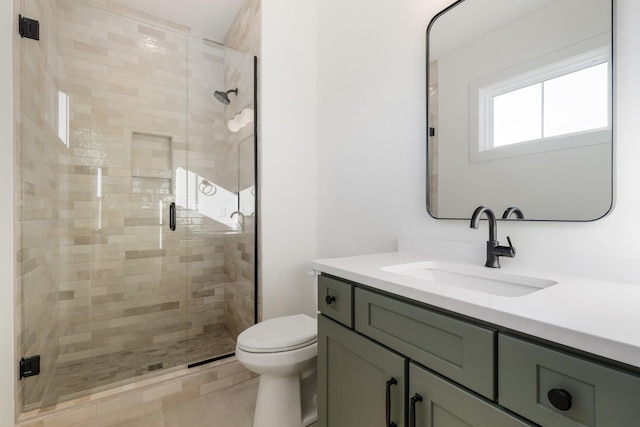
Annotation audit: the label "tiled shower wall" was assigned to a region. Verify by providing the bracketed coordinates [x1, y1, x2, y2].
[428, 61, 439, 215]
[226, 0, 260, 58]
[18, 0, 256, 411]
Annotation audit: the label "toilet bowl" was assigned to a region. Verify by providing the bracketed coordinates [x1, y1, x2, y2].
[236, 314, 318, 427]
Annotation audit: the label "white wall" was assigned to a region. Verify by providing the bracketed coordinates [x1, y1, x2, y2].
[317, 0, 452, 257]
[260, 0, 318, 318]
[317, 0, 640, 276]
[1, 0, 15, 424]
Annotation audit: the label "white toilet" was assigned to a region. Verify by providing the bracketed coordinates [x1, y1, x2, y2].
[236, 313, 318, 427]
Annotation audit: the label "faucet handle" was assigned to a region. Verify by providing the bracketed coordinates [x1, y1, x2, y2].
[505, 236, 516, 257]
[492, 236, 516, 259]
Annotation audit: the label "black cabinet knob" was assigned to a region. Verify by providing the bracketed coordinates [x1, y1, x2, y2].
[325, 295, 336, 305]
[548, 388, 572, 411]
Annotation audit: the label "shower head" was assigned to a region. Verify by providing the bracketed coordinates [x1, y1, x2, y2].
[214, 88, 238, 105]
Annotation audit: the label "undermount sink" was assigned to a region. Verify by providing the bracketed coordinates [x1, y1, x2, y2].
[381, 261, 557, 297]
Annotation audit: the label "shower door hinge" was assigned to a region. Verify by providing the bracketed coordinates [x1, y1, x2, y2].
[18, 15, 40, 40]
[19, 355, 40, 379]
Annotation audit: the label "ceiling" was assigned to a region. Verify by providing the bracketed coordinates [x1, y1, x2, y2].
[123, 0, 245, 42]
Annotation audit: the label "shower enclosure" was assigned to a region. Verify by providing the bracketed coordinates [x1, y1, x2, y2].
[18, 0, 257, 410]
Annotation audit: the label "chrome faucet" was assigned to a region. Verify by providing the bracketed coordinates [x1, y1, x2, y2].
[502, 206, 524, 220]
[470, 205, 515, 268]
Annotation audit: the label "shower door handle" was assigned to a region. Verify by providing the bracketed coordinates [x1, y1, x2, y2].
[169, 202, 176, 231]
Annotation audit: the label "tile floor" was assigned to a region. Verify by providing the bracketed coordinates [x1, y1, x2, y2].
[112, 378, 318, 427]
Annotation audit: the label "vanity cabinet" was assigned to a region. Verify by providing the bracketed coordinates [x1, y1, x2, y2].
[317, 275, 530, 427]
[317, 274, 640, 427]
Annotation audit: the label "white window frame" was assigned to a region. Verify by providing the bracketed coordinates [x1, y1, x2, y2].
[469, 35, 611, 163]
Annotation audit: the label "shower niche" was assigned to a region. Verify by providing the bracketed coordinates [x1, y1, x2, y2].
[18, 0, 257, 410]
[131, 133, 173, 195]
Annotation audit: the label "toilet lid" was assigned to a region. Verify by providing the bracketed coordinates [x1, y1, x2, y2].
[237, 314, 317, 353]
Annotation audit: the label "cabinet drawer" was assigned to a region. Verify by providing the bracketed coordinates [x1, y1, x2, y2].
[318, 275, 353, 328]
[355, 287, 496, 399]
[409, 362, 534, 427]
[499, 334, 640, 426]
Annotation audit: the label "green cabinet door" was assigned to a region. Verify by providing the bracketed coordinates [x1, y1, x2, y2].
[318, 315, 406, 427]
[409, 363, 534, 427]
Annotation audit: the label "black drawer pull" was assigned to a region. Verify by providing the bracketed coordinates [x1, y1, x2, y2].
[548, 388, 572, 411]
[410, 393, 423, 427]
[325, 295, 336, 305]
[386, 377, 398, 427]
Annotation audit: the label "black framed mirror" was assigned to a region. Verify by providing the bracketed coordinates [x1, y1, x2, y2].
[427, 0, 614, 221]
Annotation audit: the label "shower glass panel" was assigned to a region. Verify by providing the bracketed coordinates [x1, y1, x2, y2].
[19, 0, 257, 410]
[183, 38, 257, 362]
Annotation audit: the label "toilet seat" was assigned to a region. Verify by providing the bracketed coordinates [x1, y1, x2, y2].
[237, 314, 317, 353]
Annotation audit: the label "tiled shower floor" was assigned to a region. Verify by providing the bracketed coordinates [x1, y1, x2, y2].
[39, 328, 236, 407]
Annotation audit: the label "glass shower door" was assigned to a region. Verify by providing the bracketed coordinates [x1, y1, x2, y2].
[19, 0, 258, 411]
[19, 0, 190, 408]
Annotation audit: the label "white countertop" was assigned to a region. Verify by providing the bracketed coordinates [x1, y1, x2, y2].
[311, 251, 640, 369]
